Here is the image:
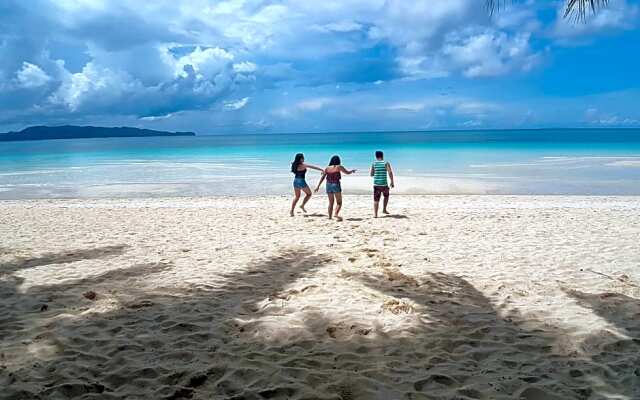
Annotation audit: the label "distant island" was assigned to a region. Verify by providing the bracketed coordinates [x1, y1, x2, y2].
[0, 125, 196, 141]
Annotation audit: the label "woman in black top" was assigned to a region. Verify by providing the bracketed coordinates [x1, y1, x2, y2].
[290, 153, 324, 216]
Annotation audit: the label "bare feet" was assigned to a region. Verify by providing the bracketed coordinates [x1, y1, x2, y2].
[299, 205, 308, 213]
[290, 211, 294, 217]
[335, 216, 343, 222]
[383, 209, 390, 215]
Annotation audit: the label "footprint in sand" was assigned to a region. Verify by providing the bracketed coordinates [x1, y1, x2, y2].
[382, 266, 420, 287]
[326, 323, 372, 339]
[258, 387, 297, 399]
[517, 387, 563, 400]
[361, 248, 379, 258]
[381, 298, 414, 315]
[268, 285, 318, 301]
[338, 384, 354, 400]
[413, 374, 458, 391]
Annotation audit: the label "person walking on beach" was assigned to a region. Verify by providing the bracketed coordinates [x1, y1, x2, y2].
[314, 155, 356, 221]
[290, 153, 325, 216]
[370, 150, 394, 218]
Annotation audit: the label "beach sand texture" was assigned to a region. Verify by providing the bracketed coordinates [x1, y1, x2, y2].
[1, 195, 639, 399]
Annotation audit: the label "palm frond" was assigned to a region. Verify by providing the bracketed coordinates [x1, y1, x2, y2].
[485, 0, 609, 22]
[564, 0, 609, 22]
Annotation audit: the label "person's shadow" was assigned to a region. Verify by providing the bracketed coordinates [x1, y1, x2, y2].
[303, 213, 325, 218]
[382, 214, 409, 219]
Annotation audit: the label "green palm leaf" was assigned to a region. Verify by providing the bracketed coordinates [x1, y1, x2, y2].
[485, 0, 609, 21]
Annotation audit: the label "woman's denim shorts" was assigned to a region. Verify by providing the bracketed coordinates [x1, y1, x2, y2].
[326, 182, 342, 193]
[293, 178, 308, 189]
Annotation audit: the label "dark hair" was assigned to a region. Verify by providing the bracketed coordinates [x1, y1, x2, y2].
[329, 155, 341, 166]
[375, 150, 384, 159]
[291, 153, 304, 173]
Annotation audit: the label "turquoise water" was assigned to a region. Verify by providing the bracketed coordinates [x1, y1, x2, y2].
[0, 129, 639, 198]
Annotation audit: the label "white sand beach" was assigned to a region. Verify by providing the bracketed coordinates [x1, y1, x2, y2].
[1, 195, 639, 399]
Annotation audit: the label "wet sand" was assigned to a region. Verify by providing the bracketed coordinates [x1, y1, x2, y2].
[1, 195, 639, 399]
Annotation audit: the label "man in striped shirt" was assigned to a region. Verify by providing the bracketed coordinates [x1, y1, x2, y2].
[370, 150, 395, 218]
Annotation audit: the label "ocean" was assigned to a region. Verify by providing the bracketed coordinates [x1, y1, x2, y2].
[0, 129, 639, 199]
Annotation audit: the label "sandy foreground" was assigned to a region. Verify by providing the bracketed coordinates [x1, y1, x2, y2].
[1, 195, 639, 400]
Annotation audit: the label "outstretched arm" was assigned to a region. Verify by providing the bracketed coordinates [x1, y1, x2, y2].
[386, 162, 395, 188]
[314, 173, 326, 192]
[302, 163, 324, 172]
[339, 165, 357, 174]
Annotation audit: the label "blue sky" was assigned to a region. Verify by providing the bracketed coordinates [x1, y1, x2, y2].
[0, 0, 638, 134]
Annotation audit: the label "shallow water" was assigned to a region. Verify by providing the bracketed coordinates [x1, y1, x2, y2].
[0, 129, 639, 198]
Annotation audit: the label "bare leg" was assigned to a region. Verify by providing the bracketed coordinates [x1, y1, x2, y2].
[327, 193, 335, 219]
[374, 201, 379, 218]
[334, 192, 343, 221]
[383, 195, 390, 214]
[300, 187, 312, 213]
[290, 188, 301, 216]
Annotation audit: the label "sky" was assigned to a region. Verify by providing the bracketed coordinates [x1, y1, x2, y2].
[0, 0, 639, 134]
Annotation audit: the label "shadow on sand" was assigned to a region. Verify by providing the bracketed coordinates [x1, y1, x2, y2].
[382, 214, 409, 220]
[562, 287, 640, 386]
[302, 213, 326, 218]
[0, 245, 129, 275]
[1, 246, 639, 399]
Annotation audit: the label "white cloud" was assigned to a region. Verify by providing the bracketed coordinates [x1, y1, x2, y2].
[15, 62, 52, 89]
[584, 107, 640, 126]
[379, 97, 498, 119]
[174, 46, 235, 80]
[233, 61, 257, 73]
[88, 44, 176, 85]
[296, 97, 333, 111]
[55, 0, 107, 12]
[380, 102, 425, 112]
[224, 97, 249, 110]
[270, 97, 335, 119]
[494, 5, 540, 31]
[454, 100, 497, 116]
[47, 44, 244, 115]
[312, 20, 363, 33]
[49, 62, 136, 111]
[396, 55, 450, 80]
[460, 119, 482, 127]
[139, 113, 174, 121]
[367, 0, 475, 47]
[553, 0, 638, 41]
[444, 30, 540, 78]
[393, 26, 542, 80]
[271, 107, 294, 119]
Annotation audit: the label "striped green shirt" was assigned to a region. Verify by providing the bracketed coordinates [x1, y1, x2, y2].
[372, 160, 388, 186]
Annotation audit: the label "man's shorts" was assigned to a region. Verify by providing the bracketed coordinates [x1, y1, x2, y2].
[373, 185, 389, 201]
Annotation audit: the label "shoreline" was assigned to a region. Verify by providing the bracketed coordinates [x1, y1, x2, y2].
[1, 194, 639, 208]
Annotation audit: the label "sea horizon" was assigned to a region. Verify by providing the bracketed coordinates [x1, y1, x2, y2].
[6, 125, 640, 138]
[194, 127, 640, 136]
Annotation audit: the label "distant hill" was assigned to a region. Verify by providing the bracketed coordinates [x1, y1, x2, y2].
[0, 125, 196, 141]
